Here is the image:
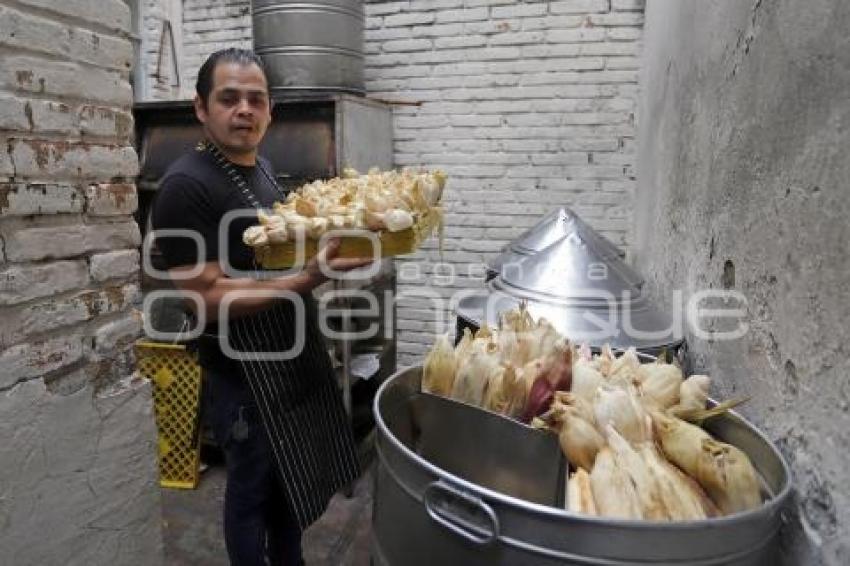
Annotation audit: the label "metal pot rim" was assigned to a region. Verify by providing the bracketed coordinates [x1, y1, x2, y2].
[373, 366, 793, 529]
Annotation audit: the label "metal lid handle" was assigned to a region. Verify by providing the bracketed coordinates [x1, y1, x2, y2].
[423, 480, 500, 546]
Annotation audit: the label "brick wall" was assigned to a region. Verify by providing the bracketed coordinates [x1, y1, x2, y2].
[164, 0, 645, 367]
[0, 0, 162, 562]
[182, 0, 253, 92]
[363, 0, 645, 365]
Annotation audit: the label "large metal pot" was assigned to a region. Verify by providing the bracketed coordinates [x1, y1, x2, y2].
[252, 0, 364, 95]
[372, 366, 792, 566]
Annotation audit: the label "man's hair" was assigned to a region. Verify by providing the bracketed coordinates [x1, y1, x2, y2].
[195, 48, 269, 104]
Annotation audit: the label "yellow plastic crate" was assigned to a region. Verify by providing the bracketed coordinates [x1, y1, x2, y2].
[135, 340, 202, 489]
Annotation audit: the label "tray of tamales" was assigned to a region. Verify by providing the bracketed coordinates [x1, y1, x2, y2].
[243, 167, 445, 269]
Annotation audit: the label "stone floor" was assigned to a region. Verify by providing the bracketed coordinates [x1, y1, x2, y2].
[161, 460, 374, 566]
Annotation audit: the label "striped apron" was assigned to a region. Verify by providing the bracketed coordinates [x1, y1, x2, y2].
[204, 142, 360, 530]
[228, 301, 360, 529]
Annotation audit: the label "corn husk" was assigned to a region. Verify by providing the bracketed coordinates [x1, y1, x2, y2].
[670, 374, 711, 414]
[245, 167, 446, 245]
[606, 427, 668, 520]
[572, 357, 604, 404]
[567, 468, 597, 515]
[498, 304, 538, 367]
[607, 347, 641, 385]
[384, 208, 415, 232]
[243, 225, 268, 247]
[422, 334, 456, 397]
[498, 327, 532, 370]
[482, 363, 525, 418]
[590, 447, 643, 519]
[557, 408, 605, 472]
[636, 361, 683, 409]
[594, 385, 650, 444]
[543, 338, 573, 391]
[450, 341, 501, 406]
[638, 443, 716, 520]
[474, 323, 494, 342]
[652, 412, 761, 515]
[553, 391, 594, 423]
[518, 357, 547, 395]
[596, 344, 615, 375]
[529, 318, 562, 362]
[454, 327, 474, 364]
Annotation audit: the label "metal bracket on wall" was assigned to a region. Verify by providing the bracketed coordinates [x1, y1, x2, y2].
[155, 19, 181, 87]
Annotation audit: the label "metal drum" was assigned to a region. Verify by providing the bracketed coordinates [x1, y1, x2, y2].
[373, 366, 793, 566]
[252, 0, 364, 95]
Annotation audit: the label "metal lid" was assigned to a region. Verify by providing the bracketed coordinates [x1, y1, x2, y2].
[486, 208, 631, 281]
[492, 228, 643, 307]
[455, 292, 682, 351]
[457, 213, 680, 350]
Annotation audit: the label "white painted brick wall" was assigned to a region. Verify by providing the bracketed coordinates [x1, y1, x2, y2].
[181, 0, 253, 92]
[364, 0, 644, 366]
[138, 0, 190, 101]
[163, 0, 643, 367]
[0, 2, 143, 377]
[0, 0, 161, 561]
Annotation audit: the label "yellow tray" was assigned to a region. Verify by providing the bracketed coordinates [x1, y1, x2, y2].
[257, 207, 441, 269]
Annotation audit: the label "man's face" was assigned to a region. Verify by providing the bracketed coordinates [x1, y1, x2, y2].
[195, 62, 272, 157]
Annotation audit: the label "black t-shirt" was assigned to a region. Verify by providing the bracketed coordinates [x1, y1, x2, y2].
[151, 148, 287, 371]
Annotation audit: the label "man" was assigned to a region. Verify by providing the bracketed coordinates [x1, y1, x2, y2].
[151, 48, 369, 566]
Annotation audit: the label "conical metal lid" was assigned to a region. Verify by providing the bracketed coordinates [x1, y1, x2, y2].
[487, 208, 630, 280]
[456, 211, 680, 350]
[492, 228, 644, 306]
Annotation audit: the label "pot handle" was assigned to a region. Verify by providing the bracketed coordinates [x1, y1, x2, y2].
[423, 480, 500, 546]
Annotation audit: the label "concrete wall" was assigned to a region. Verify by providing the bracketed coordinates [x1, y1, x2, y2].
[0, 0, 163, 563]
[633, 1, 849, 563]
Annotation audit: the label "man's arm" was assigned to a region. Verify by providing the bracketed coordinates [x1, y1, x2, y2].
[169, 238, 371, 321]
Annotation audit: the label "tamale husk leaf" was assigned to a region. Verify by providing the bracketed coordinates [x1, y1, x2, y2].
[454, 327, 474, 366]
[594, 385, 650, 444]
[559, 409, 605, 472]
[519, 357, 547, 395]
[553, 391, 594, 423]
[669, 374, 711, 415]
[608, 347, 640, 384]
[636, 361, 683, 409]
[572, 358, 604, 404]
[422, 334, 456, 397]
[500, 363, 527, 418]
[638, 443, 714, 520]
[529, 318, 560, 362]
[597, 345, 615, 376]
[481, 364, 507, 413]
[475, 323, 494, 341]
[672, 397, 749, 425]
[450, 343, 501, 407]
[483, 363, 524, 416]
[652, 412, 761, 515]
[606, 426, 668, 520]
[696, 438, 762, 515]
[590, 447, 643, 519]
[567, 468, 597, 515]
